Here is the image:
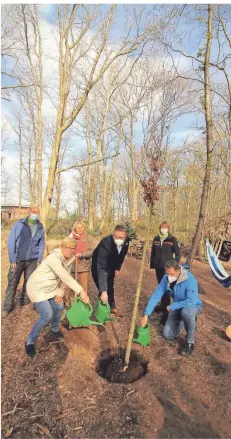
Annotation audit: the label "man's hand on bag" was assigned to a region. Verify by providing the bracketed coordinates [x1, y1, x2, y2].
[150, 269, 155, 273]
[10, 263, 17, 271]
[141, 315, 148, 328]
[80, 289, 89, 304]
[55, 296, 63, 304]
[167, 306, 171, 312]
[101, 291, 108, 303]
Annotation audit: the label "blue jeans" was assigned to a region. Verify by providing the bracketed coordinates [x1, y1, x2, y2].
[163, 305, 202, 344]
[26, 298, 64, 345]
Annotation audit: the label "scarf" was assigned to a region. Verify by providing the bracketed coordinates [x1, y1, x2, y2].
[71, 231, 86, 255]
[159, 232, 168, 241]
[28, 217, 38, 226]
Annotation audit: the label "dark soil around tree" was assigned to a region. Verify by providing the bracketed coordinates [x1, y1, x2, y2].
[96, 348, 148, 384]
[1, 235, 231, 439]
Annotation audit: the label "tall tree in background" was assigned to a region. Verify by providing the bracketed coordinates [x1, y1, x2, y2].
[21, 5, 44, 208]
[40, 5, 156, 228]
[187, 5, 214, 264]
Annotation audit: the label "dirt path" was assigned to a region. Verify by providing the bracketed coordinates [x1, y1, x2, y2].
[1, 242, 231, 439]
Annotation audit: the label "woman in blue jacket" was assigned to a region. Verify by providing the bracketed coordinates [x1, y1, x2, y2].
[141, 260, 202, 356]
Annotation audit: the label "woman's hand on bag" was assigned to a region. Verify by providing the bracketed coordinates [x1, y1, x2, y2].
[100, 291, 108, 303]
[76, 253, 82, 258]
[80, 289, 89, 304]
[55, 296, 63, 304]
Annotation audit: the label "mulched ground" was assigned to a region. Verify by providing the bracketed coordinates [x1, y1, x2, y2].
[1, 234, 231, 439]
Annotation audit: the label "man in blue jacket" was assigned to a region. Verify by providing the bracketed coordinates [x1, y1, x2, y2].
[141, 260, 202, 356]
[2, 207, 45, 318]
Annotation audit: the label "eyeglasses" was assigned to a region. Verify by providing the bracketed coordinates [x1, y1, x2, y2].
[64, 246, 76, 250]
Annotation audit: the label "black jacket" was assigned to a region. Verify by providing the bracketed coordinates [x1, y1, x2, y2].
[150, 233, 181, 269]
[91, 235, 130, 292]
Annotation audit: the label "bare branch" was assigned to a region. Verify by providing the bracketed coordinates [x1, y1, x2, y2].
[56, 153, 120, 174]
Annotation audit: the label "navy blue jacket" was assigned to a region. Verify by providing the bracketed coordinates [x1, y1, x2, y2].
[91, 235, 130, 292]
[150, 233, 181, 269]
[8, 218, 45, 263]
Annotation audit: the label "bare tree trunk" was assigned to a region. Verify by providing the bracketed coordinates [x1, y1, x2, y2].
[55, 172, 61, 217]
[22, 5, 43, 208]
[99, 121, 123, 230]
[129, 117, 138, 223]
[86, 107, 94, 230]
[88, 85, 111, 231]
[187, 4, 214, 265]
[40, 128, 63, 226]
[18, 120, 22, 213]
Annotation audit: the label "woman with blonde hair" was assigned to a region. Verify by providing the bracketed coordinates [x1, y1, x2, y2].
[69, 222, 94, 292]
[25, 237, 89, 358]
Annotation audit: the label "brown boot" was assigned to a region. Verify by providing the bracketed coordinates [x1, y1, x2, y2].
[110, 308, 123, 318]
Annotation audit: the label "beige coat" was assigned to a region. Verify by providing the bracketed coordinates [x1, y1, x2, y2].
[26, 248, 83, 303]
[69, 233, 95, 273]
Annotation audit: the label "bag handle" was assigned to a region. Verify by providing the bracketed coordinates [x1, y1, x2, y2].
[75, 295, 93, 313]
[98, 299, 110, 311]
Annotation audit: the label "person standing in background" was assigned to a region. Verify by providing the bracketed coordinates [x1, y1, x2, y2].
[69, 222, 94, 293]
[150, 221, 181, 320]
[2, 207, 45, 318]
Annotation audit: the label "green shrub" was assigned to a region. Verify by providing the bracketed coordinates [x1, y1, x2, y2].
[47, 218, 74, 239]
[122, 220, 137, 240]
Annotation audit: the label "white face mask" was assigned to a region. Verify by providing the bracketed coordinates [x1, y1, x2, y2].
[30, 213, 39, 221]
[114, 238, 124, 246]
[161, 228, 168, 235]
[168, 275, 177, 283]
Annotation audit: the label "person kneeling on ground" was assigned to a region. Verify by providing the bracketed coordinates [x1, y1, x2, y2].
[141, 260, 202, 356]
[25, 238, 89, 358]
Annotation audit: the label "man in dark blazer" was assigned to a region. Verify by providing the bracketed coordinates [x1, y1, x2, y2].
[91, 225, 129, 316]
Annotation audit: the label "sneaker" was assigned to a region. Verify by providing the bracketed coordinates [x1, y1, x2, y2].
[2, 310, 10, 319]
[180, 343, 194, 356]
[49, 330, 64, 341]
[25, 343, 36, 358]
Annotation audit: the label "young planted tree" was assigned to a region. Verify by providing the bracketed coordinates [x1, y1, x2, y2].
[123, 158, 163, 371]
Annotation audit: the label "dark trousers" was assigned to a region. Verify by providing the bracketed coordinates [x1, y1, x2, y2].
[92, 271, 116, 309]
[155, 267, 170, 310]
[4, 260, 37, 311]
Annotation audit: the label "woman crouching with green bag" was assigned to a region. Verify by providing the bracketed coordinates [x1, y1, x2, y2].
[25, 238, 89, 358]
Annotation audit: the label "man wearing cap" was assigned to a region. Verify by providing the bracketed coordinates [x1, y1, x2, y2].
[2, 207, 45, 318]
